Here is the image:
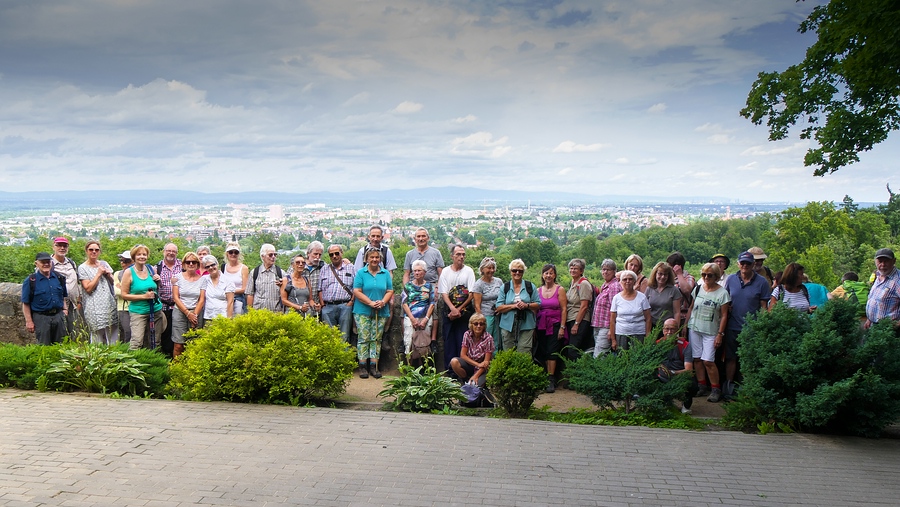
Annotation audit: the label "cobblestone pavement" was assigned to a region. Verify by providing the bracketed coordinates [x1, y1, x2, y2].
[1, 390, 899, 507]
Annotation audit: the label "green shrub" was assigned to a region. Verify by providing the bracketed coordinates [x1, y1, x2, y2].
[0, 343, 63, 390]
[486, 350, 547, 418]
[124, 346, 171, 395]
[563, 337, 693, 419]
[44, 344, 150, 395]
[723, 298, 900, 437]
[167, 310, 357, 403]
[378, 360, 466, 412]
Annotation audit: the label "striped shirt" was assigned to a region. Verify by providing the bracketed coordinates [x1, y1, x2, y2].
[247, 264, 284, 312]
[867, 267, 900, 324]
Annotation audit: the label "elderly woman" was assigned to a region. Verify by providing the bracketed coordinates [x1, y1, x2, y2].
[565, 258, 594, 360]
[77, 240, 118, 344]
[535, 264, 566, 392]
[685, 263, 731, 403]
[609, 270, 651, 352]
[438, 244, 475, 372]
[199, 255, 234, 321]
[449, 313, 494, 386]
[591, 259, 622, 357]
[645, 261, 682, 335]
[622, 254, 649, 292]
[120, 244, 166, 350]
[495, 259, 540, 354]
[769, 262, 813, 313]
[282, 254, 312, 315]
[221, 241, 249, 315]
[196, 246, 211, 274]
[172, 252, 205, 357]
[353, 248, 394, 379]
[402, 259, 436, 366]
[472, 256, 503, 351]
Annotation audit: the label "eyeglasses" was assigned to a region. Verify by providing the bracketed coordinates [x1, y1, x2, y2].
[328, 252, 341, 257]
[55, 244, 68, 248]
[510, 269, 523, 274]
[87, 248, 100, 252]
[701, 273, 716, 278]
[266, 253, 277, 258]
[227, 251, 239, 255]
[621, 278, 635, 283]
[184, 260, 199, 265]
[204, 264, 216, 270]
[294, 261, 306, 265]
[472, 322, 486, 326]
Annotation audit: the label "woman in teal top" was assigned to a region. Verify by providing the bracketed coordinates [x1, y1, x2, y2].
[352, 249, 394, 379]
[495, 259, 540, 355]
[120, 244, 167, 350]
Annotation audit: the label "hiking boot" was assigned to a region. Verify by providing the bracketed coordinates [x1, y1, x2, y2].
[696, 385, 711, 397]
[358, 365, 369, 379]
[707, 388, 722, 403]
[371, 368, 382, 379]
[545, 376, 556, 393]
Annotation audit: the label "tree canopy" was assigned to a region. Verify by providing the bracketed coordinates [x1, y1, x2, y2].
[741, 0, 900, 175]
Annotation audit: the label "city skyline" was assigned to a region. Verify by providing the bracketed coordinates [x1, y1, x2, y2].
[2, 1, 897, 202]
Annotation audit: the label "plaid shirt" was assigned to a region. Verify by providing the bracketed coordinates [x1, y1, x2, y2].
[590, 278, 622, 328]
[157, 260, 182, 309]
[462, 329, 494, 363]
[867, 267, 900, 324]
[305, 260, 325, 305]
[319, 262, 357, 303]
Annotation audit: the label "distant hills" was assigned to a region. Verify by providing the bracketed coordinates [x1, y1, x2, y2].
[0, 187, 770, 208]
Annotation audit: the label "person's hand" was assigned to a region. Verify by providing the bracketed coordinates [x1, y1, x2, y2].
[187, 312, 198, 326]
[25, 321, 35, 333]
[714, 333, 723, 348]
[301, 302, 309, 312]
[610, 337, 618, 351]
[864, 319, 872, 329]
[275, 278, 285, 288]
[146, 291, 155, 300]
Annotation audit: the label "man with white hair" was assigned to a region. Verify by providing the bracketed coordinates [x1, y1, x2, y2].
[304, 241, 326, 317]
[246, 243, 284, 312]
[403, 228, 444, 285]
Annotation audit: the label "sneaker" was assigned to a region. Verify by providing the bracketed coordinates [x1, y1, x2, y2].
[681, 405, 692, 415]
[707, 388, 722, 403]
[545, 376, 556, 393]
[696, 385, 711, 397]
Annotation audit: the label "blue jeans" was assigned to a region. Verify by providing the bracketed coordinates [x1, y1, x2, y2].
[322, 302, 353, 343]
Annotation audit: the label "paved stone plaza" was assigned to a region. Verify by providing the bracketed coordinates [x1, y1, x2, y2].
[1, 390, 899, 506]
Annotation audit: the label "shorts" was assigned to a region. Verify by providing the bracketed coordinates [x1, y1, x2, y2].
[724, 328, 740, 360]
[689, 329, 717, 363]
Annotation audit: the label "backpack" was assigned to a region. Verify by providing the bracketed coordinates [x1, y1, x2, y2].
[502, 280, 536, 300]
[841, 280, 869, 318]
[408, 329, 432, 361]
[28, 271, 67, 298]
[251, 264, 284, 290]
[574, 277, 600, 317]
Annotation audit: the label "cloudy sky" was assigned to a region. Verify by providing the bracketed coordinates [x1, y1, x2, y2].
[1, 0, 896, 203]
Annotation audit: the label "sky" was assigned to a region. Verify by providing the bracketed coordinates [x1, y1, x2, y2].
[1, 0, 897, 203]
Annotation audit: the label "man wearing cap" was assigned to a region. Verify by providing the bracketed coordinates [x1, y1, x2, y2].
[748, 246, 775, 288]
[50, 237, 81, 337]
[865, 248, 900, 329]
[722, 251, 772, 395]
[710, 253, 731, 287]
[113, 250, 134, 344]
[22, 252, 69, 345]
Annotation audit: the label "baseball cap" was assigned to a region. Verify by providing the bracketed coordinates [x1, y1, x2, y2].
[53, 237, 69, 245]
[875, 248, 895, 260]
[118, 250, 132, 260]
[738, 251, 755, 264]
[35, 252, 52, 261]
[748, 246, 767, 260]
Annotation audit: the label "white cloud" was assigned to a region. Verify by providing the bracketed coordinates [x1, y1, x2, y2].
[342, 92, 370, 107]
[451, 132, 511, 158]
[558, 167, 573, 175]
[552, 141, 608, 153]
[615, 157, 630, 164]
[707, 134, 731, 144]
[393, 101, 424, 114]
[453, 114, 477, 124]
[647, 103, 667, 114]
[741, 142, 808, 156]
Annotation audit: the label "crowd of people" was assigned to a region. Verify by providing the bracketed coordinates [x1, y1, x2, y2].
[19, 230, 900, 404]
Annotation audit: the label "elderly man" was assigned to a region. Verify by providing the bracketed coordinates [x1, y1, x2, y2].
[246, 243, 284, 312]
[658, 318, 698, 414]
[154, 243, 181, 357]
[438, 244, 476, 371]
[304, 241, 326, 318]
[319, 244, 357, 342]
[22, 252, 69, 345]
[50, 236, 80, 338]
[723, 251, 771, 397]
[403, 228, 444, 284]
[865, 248, 900, 329]
[354, 225, 397, 272]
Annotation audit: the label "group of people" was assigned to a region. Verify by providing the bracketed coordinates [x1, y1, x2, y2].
[20, 230, 900, 406]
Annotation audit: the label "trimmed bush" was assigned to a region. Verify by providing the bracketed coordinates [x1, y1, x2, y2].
[724, 298, 900, 437]
[0, 343, 63, 390]
[378, 360, 466, 412]
[563, 337, 693, 419]
[486, 350, 547, 418]
[167, 310, 357, 403]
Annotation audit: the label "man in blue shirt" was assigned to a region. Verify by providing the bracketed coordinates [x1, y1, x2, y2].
[22, 252, 69, 345]
[723, 251, 771, 393]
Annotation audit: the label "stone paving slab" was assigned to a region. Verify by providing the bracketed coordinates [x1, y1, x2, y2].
[1, 389, 899, 506]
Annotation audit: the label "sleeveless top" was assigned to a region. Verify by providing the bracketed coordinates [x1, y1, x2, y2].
[536, 285, 563, 334]
[129, 266, 162, 315]
[286, 274, 311, 315]
[221, 263, 245, 295]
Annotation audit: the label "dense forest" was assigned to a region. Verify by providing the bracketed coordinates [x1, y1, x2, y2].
[2, 192, 898, 291]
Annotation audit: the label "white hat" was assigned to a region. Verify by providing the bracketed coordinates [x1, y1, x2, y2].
[118, 250, 132, 261]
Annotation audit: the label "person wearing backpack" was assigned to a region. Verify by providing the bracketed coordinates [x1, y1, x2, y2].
[495, 259, 540, 354]
[50, 237, 81, 338]
[769, 263, 813, 313]
[246, 244, 285, 312]
[21, 252, 69, 345]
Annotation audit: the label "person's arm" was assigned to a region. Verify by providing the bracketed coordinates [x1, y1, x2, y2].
[235, 265, 248, 295]
[557, 288, 568, 339]
[768, 294, 778, 311]
[471, 351, 491, 383]
[80, 267, 103, 294]
[225, 291, 234, 318]
[23, 302, 35, 333]
[194, 289, 205, 323]
[402, 269, 411, 285]
[572, 298, 589, 334]
[245, 272, 255, 309]
[120, 270, 152, 302]
[472, 291, 484, 314]
[643, 309, 652, 337]
[715, 302, 730, 348]
[460, 346, 477, 368]
[609, 311, 617, 350]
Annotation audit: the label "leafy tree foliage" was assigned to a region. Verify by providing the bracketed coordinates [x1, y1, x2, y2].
[741, 0, 900, 175]
[724, 299, 900, 437]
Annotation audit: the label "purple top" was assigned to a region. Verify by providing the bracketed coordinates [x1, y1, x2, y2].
[536, 285, 563, 333]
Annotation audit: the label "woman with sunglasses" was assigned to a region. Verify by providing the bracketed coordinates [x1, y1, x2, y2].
[77, 240, 118, 344]
[449, 313, 494, 386]
[609, 270, 651, 352]
[221, 241, 249, 315]
[172, 252, 205, 358]
[282, 254, 312, 315]
[685, 263, 731, 403]
[472, 256, 503, 352]
[199, 255, 234, 321]
[495, 259, 540, 354]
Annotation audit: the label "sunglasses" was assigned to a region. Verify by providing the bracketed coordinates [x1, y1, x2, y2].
[87, 248, 100, 252]
[184, 260, 199, 265]
[266, 253, 277, 257]
[472, 322, 486, 326]
[701, 273, 716, 278]
[204, 264, 216, 270]
[510, 269, 523, 274]
[328, 252, 341, 257]
[294, 261, 306, 265]
[227, 250, 239, 255]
